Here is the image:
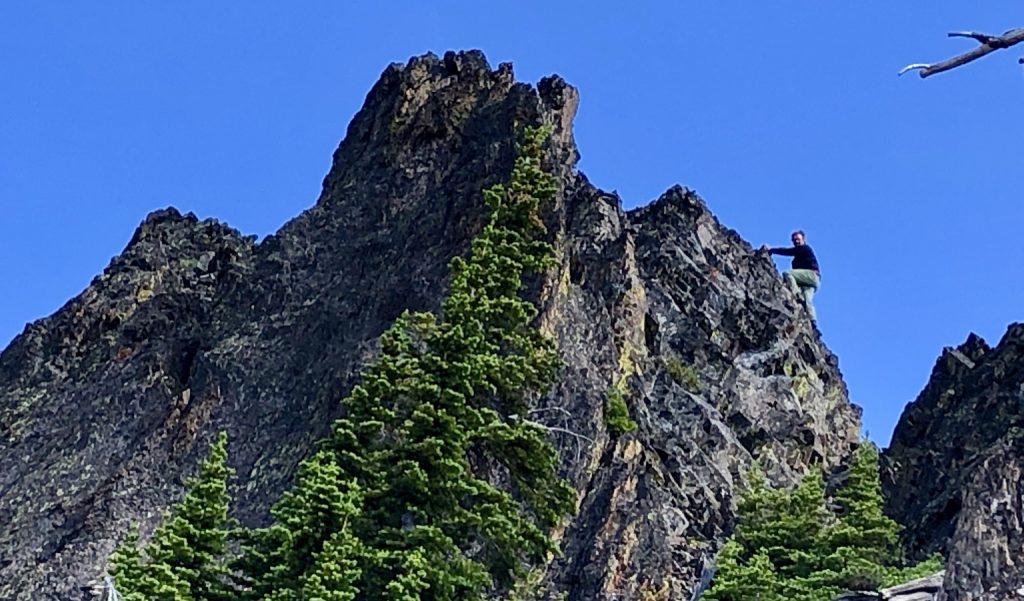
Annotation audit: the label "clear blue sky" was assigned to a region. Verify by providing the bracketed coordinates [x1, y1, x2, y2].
[2, 3, 1021, 444]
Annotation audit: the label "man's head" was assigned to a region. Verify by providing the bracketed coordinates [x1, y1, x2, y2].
[791, 230, 806, 246]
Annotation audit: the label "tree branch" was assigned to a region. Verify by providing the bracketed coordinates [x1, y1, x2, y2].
[947, 31, 998, 44]
[512, 415, 596, 444]
[528, 407, 573, 418]
[524, 419, 596, 444]
[899, 27, 1024, 78]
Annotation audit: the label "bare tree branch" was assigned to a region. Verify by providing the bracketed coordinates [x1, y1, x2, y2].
[523, 419, 596, 444]
[947, 31, 998, 44]
[528, 407, 573, 418]
[899, 27, 1024, 78]
[511, 414, 596, 444]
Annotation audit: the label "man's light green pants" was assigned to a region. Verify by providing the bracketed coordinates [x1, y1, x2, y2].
[784, 269, 820, 322]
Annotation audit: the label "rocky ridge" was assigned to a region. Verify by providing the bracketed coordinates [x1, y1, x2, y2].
[884, 324, 1024, 601]
[0, 51, 861, 600]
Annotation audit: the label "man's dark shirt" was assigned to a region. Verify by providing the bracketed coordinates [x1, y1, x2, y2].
[769, 245, 820, 273]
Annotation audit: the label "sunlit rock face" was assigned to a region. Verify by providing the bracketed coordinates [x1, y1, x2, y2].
[0, 50, 861, 600]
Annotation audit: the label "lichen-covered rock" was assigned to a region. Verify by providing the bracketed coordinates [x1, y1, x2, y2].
[539, 182, 860, 600]
[938, 439, 1024, 601]
[0, 209, 256, 599]
[0, 50, 860, 600]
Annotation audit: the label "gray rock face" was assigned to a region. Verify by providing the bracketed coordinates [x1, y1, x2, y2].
[542, 183, 861, 599]
[0, 50, 860, 600]
[836, 572, 945, 601]
[938, 439, 1024, 601]
[884, 325, 1024, 600]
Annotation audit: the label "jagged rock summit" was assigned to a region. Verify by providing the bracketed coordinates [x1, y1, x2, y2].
[884, 325, 1024, 601]
[0, 50, 860, 600]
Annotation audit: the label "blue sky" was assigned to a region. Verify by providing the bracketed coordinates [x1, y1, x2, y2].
[2, 3, 1021, 444]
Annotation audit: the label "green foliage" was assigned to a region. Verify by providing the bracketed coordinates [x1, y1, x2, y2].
[822, 443, 900, 591]
[664, 358, 700, 393]
[725, 466, 839, 600]
[705, 444, 943, 600]
[110, 128, 574, 601]
[111, 433, 234, 601]
[234, 450, 364, 601]
[732, 466, 825, 579]
[507, 568, 553, 601]
[238, 126, 574, 601]
[881, 553, 944, 588]
[701, 540, 781, 601]
[604, 383, 636, 435]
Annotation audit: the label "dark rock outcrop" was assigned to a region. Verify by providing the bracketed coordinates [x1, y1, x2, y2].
[0, 50, 860, 600]
[884, 325, 1024, 600]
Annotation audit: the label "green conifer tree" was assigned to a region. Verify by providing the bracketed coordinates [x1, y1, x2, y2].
[730, 466, 786, 554]
[111, 526, 186, 601]
[240, 127, 575, 601]
[822, 443, 899, 590]
[297, 529, 363, 601]
[709, 443, 943, 600]
[702, 540, 782, 601]
[779, 471, 830, 579]
[712, 468, 839, 601]
[238, 450, 365, 601]
[731, 466, 829, 579]
[110, 432, 234, 601]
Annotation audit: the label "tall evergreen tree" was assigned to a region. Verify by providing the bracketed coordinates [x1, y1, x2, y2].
[701, 540, 781, 601]
[300, 529, 362, 601]
[707, 443, 943, 600]
[780, 471, 830, 579]
[240, 126, 575, 601]
[111, 526, 191, 601]
[823, 443, 899, 590]
[722, 466, 837, 600]
[730, 466, 787, 555]
[238, 450, 365, 601]
[731, 466, 829, 580]
[111, 432, 234, 601]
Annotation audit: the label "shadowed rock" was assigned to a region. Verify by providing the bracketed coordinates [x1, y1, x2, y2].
[884, 324, 1024, 600]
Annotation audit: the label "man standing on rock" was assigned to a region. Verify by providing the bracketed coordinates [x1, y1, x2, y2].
[762, 230, 820, 322]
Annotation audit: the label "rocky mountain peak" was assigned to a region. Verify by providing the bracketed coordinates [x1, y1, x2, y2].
[0, 51, 859, 600]
[884, 322, 1024, 599]
[955, 332, 990, 359]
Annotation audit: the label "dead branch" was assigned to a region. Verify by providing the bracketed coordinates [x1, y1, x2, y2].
[528, 406, 573, 418]
[523, 419, 595, 444]
[511, 415, 596, 444]
[948, 31, 999, 44]
[899, 27, 1024, 78]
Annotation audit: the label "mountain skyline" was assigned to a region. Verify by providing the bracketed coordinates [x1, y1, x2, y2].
[2, 3, 1022, 445]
